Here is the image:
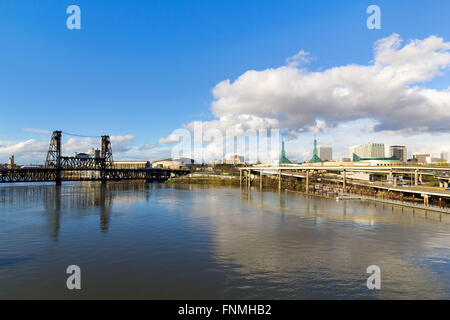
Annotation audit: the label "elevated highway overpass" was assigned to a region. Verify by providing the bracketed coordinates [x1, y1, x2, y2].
[239, 165, 450, 203]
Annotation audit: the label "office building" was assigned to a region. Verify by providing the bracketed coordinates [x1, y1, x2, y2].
[389, 146, 407, 162]
[318, 146, 332, 161]
[413, 153, 431, 164]
[349, 145, 364, 159]
[364, 142, 385, 158]
[152, 158, 194, 169]
[426, 156, 441, 165]
[223, 154, 245, 165]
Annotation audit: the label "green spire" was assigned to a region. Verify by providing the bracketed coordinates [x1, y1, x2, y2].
[309, 136, 324, 163]
[279, 140, 292, 164]
[313, 137, 318, 157]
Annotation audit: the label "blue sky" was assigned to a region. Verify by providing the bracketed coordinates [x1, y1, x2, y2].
[1, 0, 450, 163]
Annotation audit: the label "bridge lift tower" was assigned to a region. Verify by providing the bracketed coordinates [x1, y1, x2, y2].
[45, 130, 114, 185]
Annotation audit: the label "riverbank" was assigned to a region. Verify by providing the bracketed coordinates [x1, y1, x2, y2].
[167, 173, 450, 213]
[167, 172, 305, 190]
[166, 173, 241, 186]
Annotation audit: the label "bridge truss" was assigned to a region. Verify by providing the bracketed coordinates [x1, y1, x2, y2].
[1, 130, 189, 184]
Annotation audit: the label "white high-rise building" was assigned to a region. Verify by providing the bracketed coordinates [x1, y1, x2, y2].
[364, 142, 385, 158]
[349, 145, 364, 159]
[318, 146, 332, 161]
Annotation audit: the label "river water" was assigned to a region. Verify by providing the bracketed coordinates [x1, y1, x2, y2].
[0, 182, 449, 299]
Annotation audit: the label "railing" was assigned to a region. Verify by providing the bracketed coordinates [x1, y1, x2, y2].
[352, 194, 450, 214]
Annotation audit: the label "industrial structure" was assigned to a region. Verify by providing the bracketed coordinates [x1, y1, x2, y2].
[0, 130, 188, 184]
[152, 157, 195, 169]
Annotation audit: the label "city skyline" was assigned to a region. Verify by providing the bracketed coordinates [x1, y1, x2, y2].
[2, 1, 450, 302]
[1, 1, 450, 164]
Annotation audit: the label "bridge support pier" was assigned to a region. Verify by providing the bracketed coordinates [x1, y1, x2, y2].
[278, 170, 281, 192]
[55, 169, 61, 186]
[305, 170, 309, 194]
[260, 170, 263, 191]
[424, 195, 429, 207]
[240, 170, 242, 188]
[342, 170, 346, 191]
[414, 170, 419, 186]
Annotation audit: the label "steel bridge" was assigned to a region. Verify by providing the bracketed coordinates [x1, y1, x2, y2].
[0, 131, 189, 184]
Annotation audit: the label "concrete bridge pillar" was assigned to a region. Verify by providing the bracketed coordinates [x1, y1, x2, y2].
[239, 170, 242, 188]
[278, 170, 281, 192]
[260, 170, 263, 191]
[305, 170, 309, 194]
[439, 180, 444, 188]
[414, 170, 419, 186]
[423, 194, 429, 207]
[342, 170, 346, 191]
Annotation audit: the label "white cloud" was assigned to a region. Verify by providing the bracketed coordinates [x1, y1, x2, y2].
[286, 49, 313, 67]
[110, 135, 136, 152]
[23, 128, 51, 134]
[0, 135, 137, 164]
[192, 34, 450, 135]
[0, 139, 48, 162]
[139, 144, 157, 150]
[158, 133, 182, 144]
[157, 33, 450, 163]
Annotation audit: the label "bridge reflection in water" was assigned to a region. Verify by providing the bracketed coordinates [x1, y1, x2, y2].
[0, 182, 154, 239]
[1, 183, 450, 299]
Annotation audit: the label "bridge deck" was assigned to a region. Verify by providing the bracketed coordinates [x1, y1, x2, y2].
[0, 168, 189, 183]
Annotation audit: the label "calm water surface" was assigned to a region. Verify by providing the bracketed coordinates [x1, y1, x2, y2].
[0, 182, 449, 299]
